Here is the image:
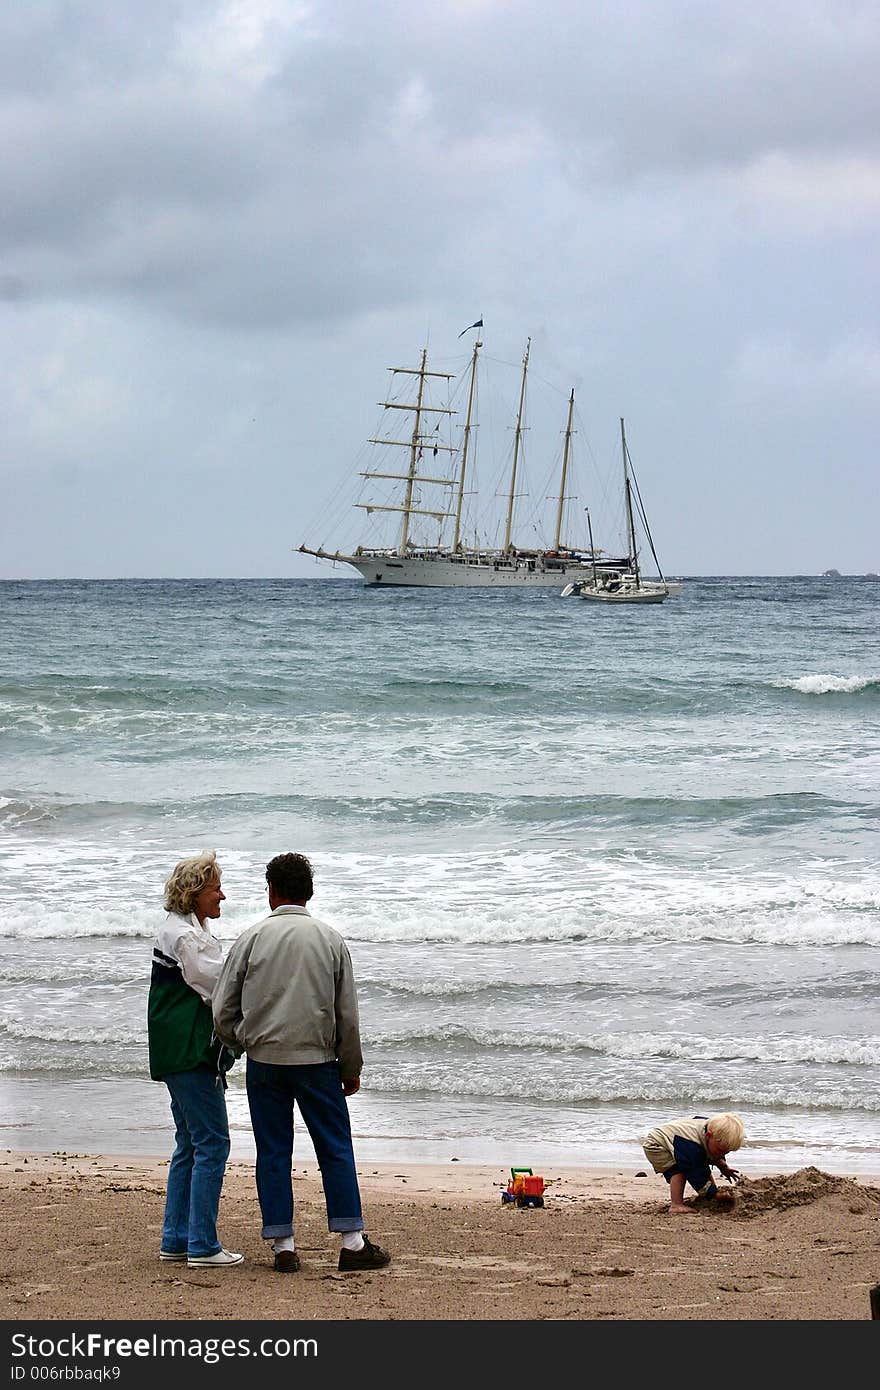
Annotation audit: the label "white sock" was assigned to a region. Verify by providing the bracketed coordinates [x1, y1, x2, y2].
[272, 1236, 295, 1253]
[340, 1232, 365, 1252]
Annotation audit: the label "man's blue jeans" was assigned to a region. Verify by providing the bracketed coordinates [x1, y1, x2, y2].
[161, 1067, 230, 1257]
[245, 1058, 364, 1237]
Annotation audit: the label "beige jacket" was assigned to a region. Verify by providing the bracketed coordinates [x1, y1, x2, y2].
[211, 904, 363, 1077]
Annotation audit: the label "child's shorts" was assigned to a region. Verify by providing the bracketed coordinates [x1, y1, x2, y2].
[642, 1141, 676, 1179]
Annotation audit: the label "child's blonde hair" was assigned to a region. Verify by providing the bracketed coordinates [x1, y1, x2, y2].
[707, 1112, 745, 1151]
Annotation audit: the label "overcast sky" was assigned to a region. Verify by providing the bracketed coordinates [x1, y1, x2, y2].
[2, 0, 877, 578]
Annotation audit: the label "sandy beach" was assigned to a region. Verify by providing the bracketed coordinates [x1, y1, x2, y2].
[2, 1151, 878, 1322]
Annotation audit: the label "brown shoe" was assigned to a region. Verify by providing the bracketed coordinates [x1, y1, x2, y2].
[338, 1235, 391, 1272]
[274, 1250, 301, 1273]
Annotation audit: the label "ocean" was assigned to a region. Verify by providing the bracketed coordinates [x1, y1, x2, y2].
[0, 575, 877, 1176]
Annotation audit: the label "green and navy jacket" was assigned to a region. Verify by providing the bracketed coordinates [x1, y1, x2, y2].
[147, 912, 232, 1081]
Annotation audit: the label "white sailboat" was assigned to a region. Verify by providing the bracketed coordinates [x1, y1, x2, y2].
[560, 419, 682, 604]
[299, 336, 634, 589]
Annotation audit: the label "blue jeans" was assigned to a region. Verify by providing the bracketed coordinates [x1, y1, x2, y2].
[245, 1058, 363, 1237]
[161, 1067, 231, 1258]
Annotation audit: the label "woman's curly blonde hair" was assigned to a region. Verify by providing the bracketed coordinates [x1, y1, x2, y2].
[163, 850, 221, 916]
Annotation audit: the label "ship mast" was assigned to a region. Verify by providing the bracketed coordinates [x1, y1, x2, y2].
[453, 338, 480, 552]
[401, 349, 428, 552]
[503, 338, 530, 553]
[620, 416, 640, 586]
[357, 351, 456, 551]
[553, 388, 575, 551]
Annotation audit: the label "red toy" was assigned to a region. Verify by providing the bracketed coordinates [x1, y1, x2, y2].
[501, 1167, 545, 1208]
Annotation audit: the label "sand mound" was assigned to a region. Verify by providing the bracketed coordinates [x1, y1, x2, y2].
[700, 1166, 880, 1217]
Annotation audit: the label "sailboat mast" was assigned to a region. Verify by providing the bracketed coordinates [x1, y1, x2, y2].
[503, 338, 530, 554]
[620, 416, 640, 586]
[453, 339, 480, 552]
[585, 507, 598, 586]
[400, 349, 429, 552]
[553, 388, 575, 551]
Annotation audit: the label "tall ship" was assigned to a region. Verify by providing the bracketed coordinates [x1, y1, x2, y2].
[299, 332, 673, 591]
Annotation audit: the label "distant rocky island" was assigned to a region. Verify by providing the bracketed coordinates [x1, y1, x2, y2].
[821, 568, 878, 579]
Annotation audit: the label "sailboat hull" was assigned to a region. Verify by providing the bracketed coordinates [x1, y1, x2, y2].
[560, 579, 682, 602]
[573, 586, 670, 603]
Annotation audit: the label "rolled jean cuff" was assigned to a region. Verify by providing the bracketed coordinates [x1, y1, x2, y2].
[261, 1223, 294, 1239]
[329, 1218, 365, 1233]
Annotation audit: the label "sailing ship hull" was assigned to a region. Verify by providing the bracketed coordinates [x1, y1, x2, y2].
[308, 550, 604, 588]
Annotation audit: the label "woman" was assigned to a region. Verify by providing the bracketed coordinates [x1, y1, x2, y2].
[147, 850, 242, 1267]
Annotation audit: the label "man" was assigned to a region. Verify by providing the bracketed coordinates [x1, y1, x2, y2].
[212, 852, 390, 1273]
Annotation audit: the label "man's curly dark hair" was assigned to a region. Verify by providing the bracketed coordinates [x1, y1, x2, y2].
[265, 852, 314, 902]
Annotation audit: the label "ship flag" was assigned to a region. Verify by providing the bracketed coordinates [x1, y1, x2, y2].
[458, 317, 483, 338]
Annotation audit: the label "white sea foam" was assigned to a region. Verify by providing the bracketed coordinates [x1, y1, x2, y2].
[0, 1056, 146, 1074]
[362, 1068, 880, 1112]
[364, 1024, 880, 1066]
[0, 795, 54, 828]
[0, 1018, 144, 1046]
[2, 855, 878, 946]
[0, 962, 140, 984]
[772, 673, 879, 694]
[0, 907, 157, 939]
[340, 902, 880, 948]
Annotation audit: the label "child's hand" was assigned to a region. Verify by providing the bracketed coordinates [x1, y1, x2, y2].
[715, 1187, 736, 1204]
[718, 1164, 741, 1182]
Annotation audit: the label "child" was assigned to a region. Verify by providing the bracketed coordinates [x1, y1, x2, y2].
[641, 1112, 744, 1214]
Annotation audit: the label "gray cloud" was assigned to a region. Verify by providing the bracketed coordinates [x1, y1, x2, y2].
[1, 1, 877, 576]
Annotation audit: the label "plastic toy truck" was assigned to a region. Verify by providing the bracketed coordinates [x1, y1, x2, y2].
[501, 1167, 545, 1208]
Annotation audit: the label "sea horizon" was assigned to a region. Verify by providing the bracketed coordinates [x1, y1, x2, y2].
[2, 572, 879, 582]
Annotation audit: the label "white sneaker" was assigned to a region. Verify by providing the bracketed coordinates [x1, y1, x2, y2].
[187, 1248, 244, 1268]
[158, 1250, 187, 1262]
